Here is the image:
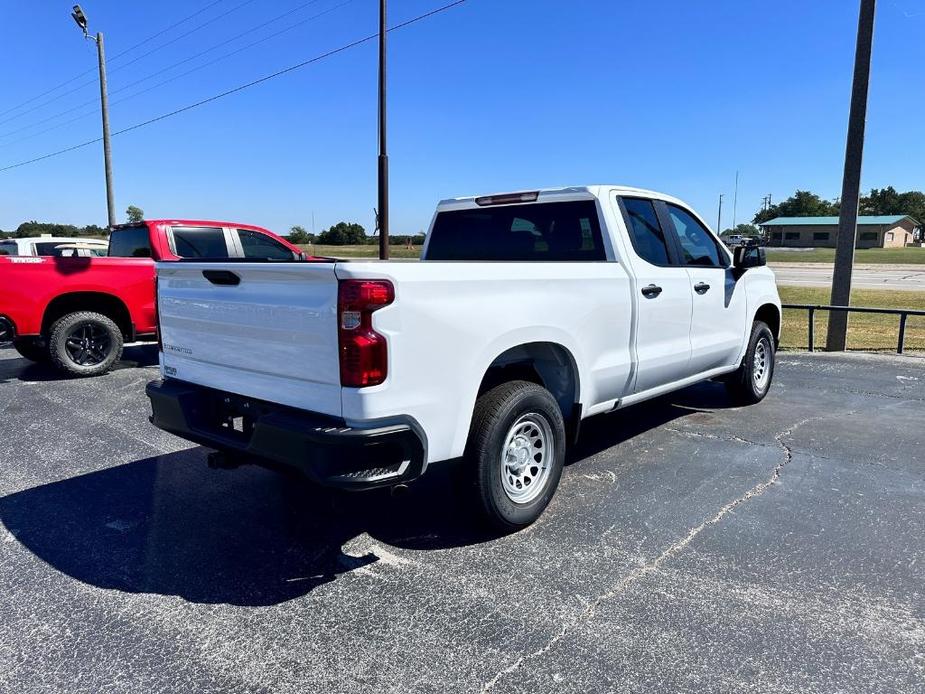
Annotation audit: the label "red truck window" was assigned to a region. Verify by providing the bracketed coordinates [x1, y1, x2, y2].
[171, 227, 228, 258]
[237, 228, 297, 260]
[108, 226, 152, 258]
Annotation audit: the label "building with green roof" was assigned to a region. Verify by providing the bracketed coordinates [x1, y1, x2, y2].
[759, 215, 920, 249]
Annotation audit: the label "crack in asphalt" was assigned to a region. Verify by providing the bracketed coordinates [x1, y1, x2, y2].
[479, 415, 823, 693]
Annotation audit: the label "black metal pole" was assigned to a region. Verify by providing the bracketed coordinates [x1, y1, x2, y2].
[377, 0, 389, 260]
[826, 0, 876, 351]
[97, 32, 116, 228]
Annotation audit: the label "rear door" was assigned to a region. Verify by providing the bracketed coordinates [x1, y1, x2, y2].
[664, 204, 748, 373]
[616, 196, 693, 393]
[156, 261, 343, 416]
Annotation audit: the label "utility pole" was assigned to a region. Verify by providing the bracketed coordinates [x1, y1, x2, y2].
[827, 0, 876, 351]
[732, 170, 739, 230]
[717, 194, 724, 234]
[71, 5, 116, 228]
[377, 0, 390, 260]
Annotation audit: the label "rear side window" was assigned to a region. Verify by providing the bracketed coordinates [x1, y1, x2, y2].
[171, 226, 228, 258]
[621, 198, 671, 266]
[0, 241, 16, 255]
[109, 226, 152, 257]
[238, 229, 297, 260]
[426, 200, 605, 261]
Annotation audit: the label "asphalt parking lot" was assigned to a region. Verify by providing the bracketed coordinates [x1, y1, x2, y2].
[0, 346, 922, 693]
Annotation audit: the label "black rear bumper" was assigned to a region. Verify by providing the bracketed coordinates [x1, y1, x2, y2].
[146, 378, 426, 490]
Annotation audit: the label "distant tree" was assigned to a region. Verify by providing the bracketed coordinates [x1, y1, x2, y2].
[860, 186, 925, 226]
[317, 221, 366, 245]
[286, 225, 314, 244]
[753, 190, 839, 225]
[126, 205, 144, 223]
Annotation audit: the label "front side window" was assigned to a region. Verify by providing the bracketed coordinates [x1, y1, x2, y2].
[109, 226, 152, 257]
[171, 226, 228, 258]
[426, 200, 605, 261]
[667, 204, 723, 267]
[621, 198, 671, 266]
[0, 241, 17, 255]
[238, 229, 297, 260]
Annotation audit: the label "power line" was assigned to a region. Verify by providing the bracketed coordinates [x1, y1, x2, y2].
[0, 0, 228, 120]
[0, 1, 467, 174]
[0, 0, 350, 142]
[0, 0, 262, 128]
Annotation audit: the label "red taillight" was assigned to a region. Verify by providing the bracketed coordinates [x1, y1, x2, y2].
[338, 279, 394, 387]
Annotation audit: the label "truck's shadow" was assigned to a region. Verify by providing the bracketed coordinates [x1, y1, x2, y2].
[0, 382, 734, 607]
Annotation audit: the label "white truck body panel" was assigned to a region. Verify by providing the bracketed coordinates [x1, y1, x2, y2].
[155, 185, 781, 467]
[157, 262, 343, 416]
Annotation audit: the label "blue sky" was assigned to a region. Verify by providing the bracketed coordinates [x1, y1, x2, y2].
[1, 0, 923, 235]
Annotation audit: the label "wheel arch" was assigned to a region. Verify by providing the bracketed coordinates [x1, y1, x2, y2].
[41, 292, 133, 339]
[475, 341, 581, 435]
[753, 303, 781, 346]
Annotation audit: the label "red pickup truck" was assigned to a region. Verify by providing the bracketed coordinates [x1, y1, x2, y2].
[0, 219, 303, 376]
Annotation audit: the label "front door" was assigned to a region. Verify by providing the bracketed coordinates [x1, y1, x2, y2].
[616, 196, 693, 393]
[663, 203, 748, 373]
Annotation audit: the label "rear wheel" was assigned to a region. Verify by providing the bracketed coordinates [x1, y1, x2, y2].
[726, 320, 775, 405]
[465, 380, 566, 531]
[48, 311, 124, 377]
[12, 338, 49, 363]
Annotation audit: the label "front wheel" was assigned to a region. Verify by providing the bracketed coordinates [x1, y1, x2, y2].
[726, 320, 775, 405]
[48, 311, 124, 377]
[465, 380, 566, 531]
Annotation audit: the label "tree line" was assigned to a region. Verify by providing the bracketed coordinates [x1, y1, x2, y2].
[286, 221, 425, 246]
[722, 186, 925, 237]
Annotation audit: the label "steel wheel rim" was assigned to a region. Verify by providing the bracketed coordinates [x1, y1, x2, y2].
[753, 337, 771, 391]
[500, 413, 555, 504]
[64, 322, 111, 366]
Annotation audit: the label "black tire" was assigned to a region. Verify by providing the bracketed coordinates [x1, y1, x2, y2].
[48, 311, 124, 377]
[465, 380, 566, 531]
[726, 320, 775, 405]
[12, 338, 49, 363]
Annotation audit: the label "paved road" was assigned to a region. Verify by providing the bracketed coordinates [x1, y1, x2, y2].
[0, 346, 923, 693]
[771, 263, 925, 291]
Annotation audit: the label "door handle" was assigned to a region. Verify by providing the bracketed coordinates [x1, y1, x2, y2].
[202, 270, 240, 286]
[641, 284, 663, 298]
[694, 282, 711, 294]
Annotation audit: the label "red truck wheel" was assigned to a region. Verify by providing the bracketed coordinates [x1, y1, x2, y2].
[47, 311, 124, 377]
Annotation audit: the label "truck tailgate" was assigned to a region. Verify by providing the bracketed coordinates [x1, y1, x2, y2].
[156, 262, 342, 416]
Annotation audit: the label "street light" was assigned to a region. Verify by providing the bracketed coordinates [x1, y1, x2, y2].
[71, 4, 116, 228]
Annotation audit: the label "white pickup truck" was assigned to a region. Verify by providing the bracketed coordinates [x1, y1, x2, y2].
[147, 185, 781, 529]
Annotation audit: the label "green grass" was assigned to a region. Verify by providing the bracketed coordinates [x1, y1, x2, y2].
[298, 244, 422, 259]
[767, 247, 925, 264]
[779, 286, 925, 352]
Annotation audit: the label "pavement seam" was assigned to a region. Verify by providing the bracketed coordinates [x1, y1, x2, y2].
[478, 414, 825, 693]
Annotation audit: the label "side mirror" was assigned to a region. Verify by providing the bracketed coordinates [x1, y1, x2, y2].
[733, 245, 766, 270]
